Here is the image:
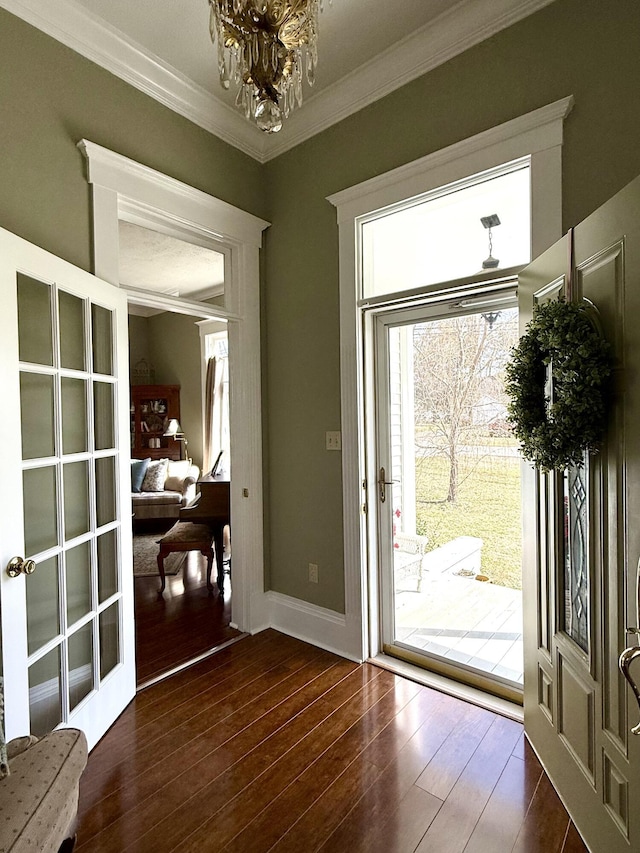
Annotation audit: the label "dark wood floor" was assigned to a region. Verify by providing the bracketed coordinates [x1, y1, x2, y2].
[77, 629, 587, 853]
[134, 535, 239, 686]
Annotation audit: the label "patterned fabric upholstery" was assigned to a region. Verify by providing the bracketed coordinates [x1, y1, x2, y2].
[141, 458, 169, 492]
[159, 522, 213, 544]
[0, 728, 87, 853]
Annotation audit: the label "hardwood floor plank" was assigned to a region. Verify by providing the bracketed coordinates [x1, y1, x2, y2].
[74, 632, 589, 853]
[221, 676, 420, 853]
[170, 667, 397, 853]
[413, 700, 495, 800]
[414, 714, 522, 853]
[463, 754, 543, 853]
[78, 651, 349, 848]
[512, 772, 571, 853]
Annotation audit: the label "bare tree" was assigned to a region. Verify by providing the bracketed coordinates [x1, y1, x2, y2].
[413, 310, 516, 503]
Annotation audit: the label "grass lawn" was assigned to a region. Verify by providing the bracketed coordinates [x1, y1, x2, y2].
[413, 452, 522, 589]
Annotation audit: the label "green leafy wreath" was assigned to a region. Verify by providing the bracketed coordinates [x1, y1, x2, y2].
[504, 297, 612, 472]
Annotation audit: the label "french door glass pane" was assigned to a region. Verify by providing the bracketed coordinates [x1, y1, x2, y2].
[28, 646, 62, 738]
[17, 274, 53, 366]
[97, 530, 118, 603]
[23, 466, 58, 556]
[63, 461, 90, 540]
[99, 602, 120, 680]
[61, 377, 88, 455]
[68, 623, 94, 712]
[20, 372, 55, 459]
[26, 556, 60, 656]
[94, 382, 115, 450]
[58, 290, 86, 371]
[96, 456, 117, 527]
[91, 304, 113, 376]
[65, 541, 92, 626]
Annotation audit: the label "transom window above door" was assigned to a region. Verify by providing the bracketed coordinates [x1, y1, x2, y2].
[361, 159, 531, 299]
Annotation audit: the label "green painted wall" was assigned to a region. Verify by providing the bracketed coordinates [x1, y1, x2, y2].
[2, 0, 640, 617]
[262, 0, 640, 610]
[0, 8, 267, 272]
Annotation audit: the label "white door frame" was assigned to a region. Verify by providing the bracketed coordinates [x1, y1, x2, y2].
[78, 140, 271, 635]
[327, 96, 574, 666]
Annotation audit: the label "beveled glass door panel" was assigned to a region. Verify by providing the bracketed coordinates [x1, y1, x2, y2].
[20, 372, 55, 460]
[58, 290, 86, 371]
[17, 274, 53, 366]
[63, 461, 90, 540]
[26, 556, 60, 655]
[28, 646, 62, 738]
[23, 466, 58, 556]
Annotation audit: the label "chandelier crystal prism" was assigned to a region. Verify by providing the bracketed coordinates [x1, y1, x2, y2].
[208, 0, 327, 133]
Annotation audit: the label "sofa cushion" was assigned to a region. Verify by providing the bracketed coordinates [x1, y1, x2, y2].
[0, 728, 87, 853]
[165, 460, 192, 492]
[131, 491, 183, 508]
[141, 458, 168, 492]
[131, 458, 150, 493]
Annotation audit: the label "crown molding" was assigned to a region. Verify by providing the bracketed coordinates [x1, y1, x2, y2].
[2, 0, 557, 163]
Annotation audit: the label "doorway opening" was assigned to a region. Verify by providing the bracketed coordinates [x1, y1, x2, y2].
[378, 301, 524, 695]
[366, 159, 530, 700]
[122, 223, 239, 687]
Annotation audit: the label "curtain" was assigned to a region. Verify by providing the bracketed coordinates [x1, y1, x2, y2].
[203, 355, 227, 474]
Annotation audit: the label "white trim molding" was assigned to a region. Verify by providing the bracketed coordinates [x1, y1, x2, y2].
[3, 0, 557, 162]
[79, 139, 270, 637]
[328, 97, 574, 664]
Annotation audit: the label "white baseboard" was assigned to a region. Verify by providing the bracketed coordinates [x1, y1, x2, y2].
[264, 591, 362, 663]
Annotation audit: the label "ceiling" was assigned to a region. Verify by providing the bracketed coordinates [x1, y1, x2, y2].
[2, 0, 556, 162]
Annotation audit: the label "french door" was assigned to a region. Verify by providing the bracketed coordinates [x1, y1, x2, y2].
[371, 287, 523, 702]
[521, 174, 640, 851]
[0, 227, 135, 751]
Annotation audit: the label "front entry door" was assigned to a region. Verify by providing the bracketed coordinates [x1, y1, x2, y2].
[522, 175, 640, 850]
[0, 227, 135, 751]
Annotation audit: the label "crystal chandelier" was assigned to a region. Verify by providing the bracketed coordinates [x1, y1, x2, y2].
[208, 0, 326, 134]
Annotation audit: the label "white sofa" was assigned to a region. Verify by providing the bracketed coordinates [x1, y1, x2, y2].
[131, 459, 200, 521]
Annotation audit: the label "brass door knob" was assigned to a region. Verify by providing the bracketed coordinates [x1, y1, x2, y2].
[6, 556, 37, 578]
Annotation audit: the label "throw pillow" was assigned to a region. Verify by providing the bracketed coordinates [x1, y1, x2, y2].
[131, 458, 150, 493]
[141, 458, 169, 492]
[165, 460, 192, 492]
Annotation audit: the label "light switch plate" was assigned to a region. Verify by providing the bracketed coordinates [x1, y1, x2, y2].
[326, 431, 341, 451]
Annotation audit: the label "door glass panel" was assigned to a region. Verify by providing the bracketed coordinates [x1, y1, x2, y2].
[17, 274, 53, 366]
[20, 372, 55, 459]
[65, 541, 91, 626]
[563, 459, 589, 653]
[63, 461, 90, 540]
[58, 290, 86, 371]
[26, 556, 59, 656]
[94, 382, 115, 450]
[61, 378, 88, 455]
[91, 304, 113, 376]
[28, 646, 61, 738]
[386, 308, 524, 687]
[68, 623, 94, 712]
[99, 602, 120, 680]
[97, 529, 118, 603]
[23, 466, 58, 556]
[96, 456, 117, 527]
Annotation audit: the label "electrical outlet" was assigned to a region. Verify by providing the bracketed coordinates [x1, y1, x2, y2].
[308, 562, 319, 583]
[326, 431, 341, 451]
